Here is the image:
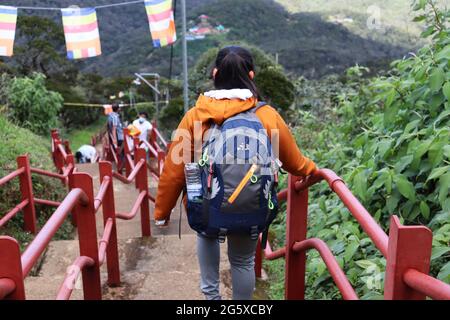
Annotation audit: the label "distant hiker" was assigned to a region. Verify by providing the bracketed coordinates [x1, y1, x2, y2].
[132, 111, 153, 149]
[107, 104, 124, 150]
[75, 145, 97, 164]
[154, 46, 317, 300]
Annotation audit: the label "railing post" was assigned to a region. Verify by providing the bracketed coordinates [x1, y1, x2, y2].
[51, 130, 59, 171]
[134, 137, 140, 189]
[123, 128, 132, 177]
[285, 174, 308, 300]
[17, 155, 37, 234]
[135, 148, 151, 237]
[150, 124, 157, 158]
[384, 215, 433, 300]
[255, 238, 262, 279]
[65, 154, 75, 186]
[64, 140, 72, 155]
[0, 236, 25, 300]
[67, 170, 78, 227]
[71, 172, 102, 300]
[99, 161, 121, 286]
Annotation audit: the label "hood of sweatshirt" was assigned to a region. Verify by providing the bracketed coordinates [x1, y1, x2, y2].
[191, 89, 258, 125]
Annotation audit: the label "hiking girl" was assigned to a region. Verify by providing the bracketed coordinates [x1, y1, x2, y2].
[154, 46, 317, 300]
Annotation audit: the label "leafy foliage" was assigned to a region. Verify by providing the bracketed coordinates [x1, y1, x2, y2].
[12, 16, 78, 81]
[6, 73, 63, 135]
[267, 0, 450, 299]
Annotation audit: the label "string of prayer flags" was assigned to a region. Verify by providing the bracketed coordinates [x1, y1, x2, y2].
[0, 6, 18, 57]
[61, 7, 102, 59]
[145, 0, 177, 47]
[0, 1, 178, 58]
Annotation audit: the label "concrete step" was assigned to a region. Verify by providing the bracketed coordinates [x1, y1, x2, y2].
[24, 235, 232, 300]
[23, 163, 268, 300]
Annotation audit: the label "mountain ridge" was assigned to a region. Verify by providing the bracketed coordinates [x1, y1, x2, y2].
[5, 0, 423, 78]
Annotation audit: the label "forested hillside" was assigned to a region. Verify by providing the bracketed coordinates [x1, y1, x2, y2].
[5, 0, 425, 78]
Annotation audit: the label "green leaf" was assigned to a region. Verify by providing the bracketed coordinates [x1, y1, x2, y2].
[427, 166, 450, 181]
[394, 175, 416, 201]
[412, 14, 426, 22]
[394, 155, 413, 173]
[431, 247, 450, 261]
[443, 82, 450, 100]
[385, 88, 397, 108]
[355, 260, 375, 269]
[413, 0, 427, 10]
[437, 262, 450, 282]
[435, 45, 450, 61]
[344, 241, 360, 262]
[438, 173, 450, 206]
[420, 201, 430, 220]
[429, 67, 445, 92]
[353, 170, 368, 201]
[386, 194, 400, 213]
[372, 171, 387, 190]
[377, 139, 392, 158]
[385, 171, 393, 194]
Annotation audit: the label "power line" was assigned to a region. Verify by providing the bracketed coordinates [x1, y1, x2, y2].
[13, 0, 145, 11]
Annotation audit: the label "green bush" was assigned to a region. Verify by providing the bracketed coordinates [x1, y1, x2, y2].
[6, 73, 63, 136]
[267, 0, 450, 299]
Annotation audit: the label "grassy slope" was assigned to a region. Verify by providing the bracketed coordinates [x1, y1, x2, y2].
[0, 115, 73, 250]
[63, 117, 106, 152]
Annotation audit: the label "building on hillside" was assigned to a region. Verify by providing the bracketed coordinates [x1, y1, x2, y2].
[187, 14, 229, 41]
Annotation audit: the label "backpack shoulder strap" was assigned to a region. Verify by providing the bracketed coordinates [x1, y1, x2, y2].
[251, 101, 268, 113]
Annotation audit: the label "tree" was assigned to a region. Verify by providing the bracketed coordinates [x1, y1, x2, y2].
[190, 43, 295, 111]
[7, 73, 63, 135]
[13, 16, 78, 83]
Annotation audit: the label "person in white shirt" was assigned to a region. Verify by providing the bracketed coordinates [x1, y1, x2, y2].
[132, 112, 153, 149]
[75, 145, 97, 164]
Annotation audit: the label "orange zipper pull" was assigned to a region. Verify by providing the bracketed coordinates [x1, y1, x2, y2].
[228, 164, 258, 204]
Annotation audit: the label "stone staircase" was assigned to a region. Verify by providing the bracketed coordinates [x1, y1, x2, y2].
[24, 163, 234, 300]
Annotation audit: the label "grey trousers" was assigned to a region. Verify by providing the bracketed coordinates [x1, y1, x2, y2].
[197, 233, 258, 300]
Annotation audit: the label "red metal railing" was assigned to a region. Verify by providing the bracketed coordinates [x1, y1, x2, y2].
[3, 129, 448, 300]
[50, 130, 75, 178]
[97, 122, 167, 180]
[55, 145, 152, 300]
[0, 140, 75, 234]
[255, 169, 450, 300]
[0, 130, 154, 300]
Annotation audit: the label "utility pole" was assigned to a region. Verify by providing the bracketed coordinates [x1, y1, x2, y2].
[133, 73, 161, 125]
[181, 0, 189, 113]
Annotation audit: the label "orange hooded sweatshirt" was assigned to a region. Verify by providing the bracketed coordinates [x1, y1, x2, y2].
[154, 94, 317, 221]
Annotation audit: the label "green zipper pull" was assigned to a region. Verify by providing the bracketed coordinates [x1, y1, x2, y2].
[268, 193, 275, 210]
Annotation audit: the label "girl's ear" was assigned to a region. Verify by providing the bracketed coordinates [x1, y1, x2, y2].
[249, 71, 255, 80]
[212, 68, 218, 79]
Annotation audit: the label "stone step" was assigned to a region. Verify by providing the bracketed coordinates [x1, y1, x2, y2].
[24, 235, 232, 300]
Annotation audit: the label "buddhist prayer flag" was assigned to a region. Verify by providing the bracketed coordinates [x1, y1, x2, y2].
[0, 6, 18, 57]
[61, 7, 101, 59]
[145, 0, 177, 47]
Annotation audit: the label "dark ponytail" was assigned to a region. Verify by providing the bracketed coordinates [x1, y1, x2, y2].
[213, 46, 261, 99]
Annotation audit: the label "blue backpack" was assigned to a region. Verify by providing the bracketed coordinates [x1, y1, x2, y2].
[186, 102, 280, 245]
